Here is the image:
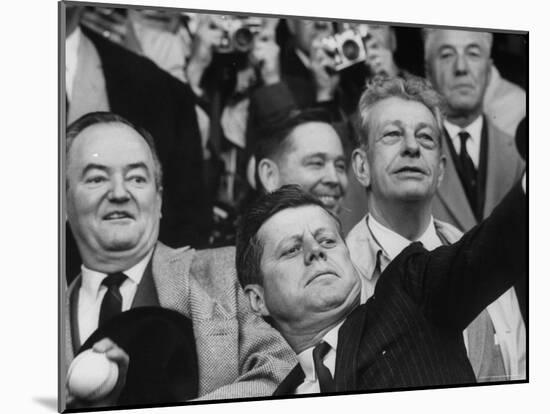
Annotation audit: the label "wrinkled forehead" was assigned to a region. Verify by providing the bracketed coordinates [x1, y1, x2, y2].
[68, 122, 155, 171]
[367, 97, 439, 134]
[425, 29, 492, 57]
[257, 205, 340, 247]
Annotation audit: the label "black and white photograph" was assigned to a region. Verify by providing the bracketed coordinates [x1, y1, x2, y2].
[57, 0, 531, 412]
[6, 0, 550, 411]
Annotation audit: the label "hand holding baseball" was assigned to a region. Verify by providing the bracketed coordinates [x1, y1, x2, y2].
[67, 338, 129, 408]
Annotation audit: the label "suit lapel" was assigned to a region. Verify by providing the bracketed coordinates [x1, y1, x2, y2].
[131, 258, 160, 308]
[65, 275, 82, 367]
[334, 304, 369, 391]
[273, 365, 305, 396]
[151, 242, 193, 314]
[436, 133, 477, 230]
[151, 243, 240, 395]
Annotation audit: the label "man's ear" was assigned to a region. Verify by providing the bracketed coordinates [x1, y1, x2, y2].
[436, 154, 447, 188]
[257, 158, 280, 192]
[352, 148, 371, 188]
[244, 284, 270, 317]
[156, 186, 163, 218]
[486, 58, 494, 83]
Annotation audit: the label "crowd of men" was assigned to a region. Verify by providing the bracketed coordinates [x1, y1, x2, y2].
[62, 4, 527, 411]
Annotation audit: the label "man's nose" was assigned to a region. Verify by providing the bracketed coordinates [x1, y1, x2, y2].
[323, 163, 340, 184]
[304, 239, 327, 265]
[454, 53, 469, 75]
[401, 132, 420, 156]
[108, 176, 130, 201]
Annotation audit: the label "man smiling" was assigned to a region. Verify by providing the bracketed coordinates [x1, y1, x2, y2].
[63, 112, 296, 409]
[254, 109, 348, 213]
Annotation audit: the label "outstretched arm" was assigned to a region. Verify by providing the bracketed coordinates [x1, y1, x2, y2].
[388, 180, 526, 331]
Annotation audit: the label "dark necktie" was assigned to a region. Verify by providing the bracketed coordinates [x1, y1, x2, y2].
[457, 131, 478, 208]
[98, 272, 127, 327]
[313, 341, 335, 393]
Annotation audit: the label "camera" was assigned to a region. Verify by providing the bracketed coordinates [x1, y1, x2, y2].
[321, 29, 366, 71]
[216, 16, 262, 54]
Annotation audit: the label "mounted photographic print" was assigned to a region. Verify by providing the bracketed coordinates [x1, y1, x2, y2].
[59, 0, 528, 412]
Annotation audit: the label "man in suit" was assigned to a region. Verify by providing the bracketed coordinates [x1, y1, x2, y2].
[63, 112, 296, 410]
[65, 5, 211, 283]
[423, 28, 524, 230]
[253, 108, 348, 214]
[424, 29, 526, 377]
[346, 75, 524, 382]
[236, 179, 525, 395]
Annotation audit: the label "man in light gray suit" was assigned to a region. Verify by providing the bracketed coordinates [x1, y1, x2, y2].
[63, 112, 296, 410]
[423, 28, 526, 380]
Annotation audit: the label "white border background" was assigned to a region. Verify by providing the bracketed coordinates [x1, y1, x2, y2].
[1, 0, 544, 413]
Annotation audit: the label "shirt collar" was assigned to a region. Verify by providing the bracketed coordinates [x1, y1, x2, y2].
[444, 115, 483, 149]
[367, 214, 440, 261]
[80, 249, 154, 299]
[65, 26, 81, 101]
[296, 321, 343, 382]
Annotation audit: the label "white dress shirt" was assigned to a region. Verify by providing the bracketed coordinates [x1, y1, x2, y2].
[294, 322, 343, 394]
[444, 115, 483, 168]
[77, 249, 154, 345]
[65, 26, 81, 102]
[366, 214, 526, 380]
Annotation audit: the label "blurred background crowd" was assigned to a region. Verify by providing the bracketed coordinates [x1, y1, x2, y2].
[64, 4, 527, 283]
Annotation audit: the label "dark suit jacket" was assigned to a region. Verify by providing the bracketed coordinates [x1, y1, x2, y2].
[432, 118, 526, 322]
[275, 183, 525, 395]
[67, 27, 212, 282]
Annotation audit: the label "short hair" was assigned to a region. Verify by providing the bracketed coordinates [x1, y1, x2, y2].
[236, 184, 341, 288]
[66, 112, 163, 189]
[253, 108, 334, 190]
[356, 75, 446, 149]
[422, 28, 493, 61]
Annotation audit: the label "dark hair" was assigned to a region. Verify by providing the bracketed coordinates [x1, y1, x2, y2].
[236, 184, 341, 288]
[66, 111, 163, 189]
[253, 108, 334, 191]
[356, 75, 445, 149]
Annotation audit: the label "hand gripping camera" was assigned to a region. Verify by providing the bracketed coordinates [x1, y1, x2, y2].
[321, 29, 367, 71]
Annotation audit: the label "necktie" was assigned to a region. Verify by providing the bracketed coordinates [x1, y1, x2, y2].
[457, 131, 477, 208]
[313, 341, 335, 393]
[98, 272, 127, 327]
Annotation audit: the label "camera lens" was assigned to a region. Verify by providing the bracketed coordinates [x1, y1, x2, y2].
[234, 27, 254, 52]
[342, 39, 360, 60]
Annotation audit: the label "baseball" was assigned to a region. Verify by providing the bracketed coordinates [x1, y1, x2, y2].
[67, 349, 119, 401]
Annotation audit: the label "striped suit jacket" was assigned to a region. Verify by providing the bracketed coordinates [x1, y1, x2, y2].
[62, 243, 296, 408]
[274, 183, 525, 395]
